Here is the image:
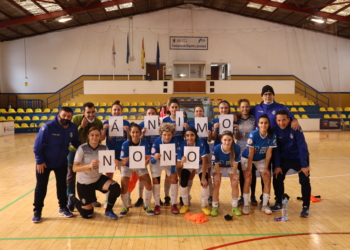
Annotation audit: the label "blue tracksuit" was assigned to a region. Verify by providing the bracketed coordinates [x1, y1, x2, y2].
[34, 116, 80, 168]
[250, 101, 295, 128]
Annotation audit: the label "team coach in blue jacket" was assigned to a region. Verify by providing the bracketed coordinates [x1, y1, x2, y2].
[271, 110, 311, 218]
[32, 107, 80, 223]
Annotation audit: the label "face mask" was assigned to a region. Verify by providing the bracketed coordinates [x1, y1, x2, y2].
[86, 117, 95, 123]
[59, 117, 71, 126]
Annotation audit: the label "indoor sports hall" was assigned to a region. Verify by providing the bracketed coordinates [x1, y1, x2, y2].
[1, 0, 350, 249]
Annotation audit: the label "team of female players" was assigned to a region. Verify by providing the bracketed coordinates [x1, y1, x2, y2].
[73, 97, 278, 219]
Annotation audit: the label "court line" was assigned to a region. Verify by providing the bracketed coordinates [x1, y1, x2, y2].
[0, 176, 55, 212]
[0, 232, 349, 241]
[204, 232, 350, 250]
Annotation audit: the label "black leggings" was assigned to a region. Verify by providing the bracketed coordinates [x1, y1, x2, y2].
[238, 162, 257, 197]
[180, 169, 208, 188]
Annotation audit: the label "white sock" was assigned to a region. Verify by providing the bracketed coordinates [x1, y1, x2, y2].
[180, 186, 189, 206]
[153, 184, 160, 206]
[138, 181, 144, 198]
[243, 193, 249, 206]
[164, 178, 170, 197]
[144, 189, 152, 207]
[263, 193, 270, 206]
[208, 176, 213, 196]
[170, 184, 178, 205]
[188, 180, 193, 194]
[105, 191, 109, 200]
[201, 187, 209, 207]
[121, 193, 129, 208]
[212, 201, 219, 208]
[231, 198, 238, 208]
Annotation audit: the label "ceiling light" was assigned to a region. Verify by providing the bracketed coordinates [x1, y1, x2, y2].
[310, 16, 325, 23]
[57, 15, 73, 23]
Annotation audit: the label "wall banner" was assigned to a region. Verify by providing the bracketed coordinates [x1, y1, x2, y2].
[170, 36, 208, 50]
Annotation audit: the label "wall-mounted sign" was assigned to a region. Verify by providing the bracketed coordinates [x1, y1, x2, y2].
[170, 36, 208, 50]
[320, 118, 341, 130]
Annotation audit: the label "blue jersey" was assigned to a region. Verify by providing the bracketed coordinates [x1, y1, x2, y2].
[250, 101, 295, 128]
[188, 120, 212, 154]
[212, 143, 241, 168]
[241, 129, 277, 161]
[150, 136, 179, 174]
[139, 121, 159, 145]
[120, 139, 150, 167]
[103, 119, 130, 160]
[272, 125, 309, 168]
[162, 116, 187, 144]
[177, 138, 207, 165]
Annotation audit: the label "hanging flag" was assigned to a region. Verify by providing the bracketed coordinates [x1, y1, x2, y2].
[156, 41, 160, 70]
[141, 38, 145, 69]
[112, 38, 116, 68]
[126, 33, 130, 64]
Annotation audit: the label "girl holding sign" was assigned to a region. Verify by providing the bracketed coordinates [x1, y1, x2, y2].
[162, 98, 188, 145]
[240, 114, 277, 215]
[211, 131, 241, 217]
[119, 123, 154, 216]
[212, 100, 233, 146]
[151, 123, 180, 215]
[177, 126, 210, 215]
[188, 105, 213, 206]
[235, 99, 258, 212]
[100, 100, 130, 209]
[69, 127, 121, 220]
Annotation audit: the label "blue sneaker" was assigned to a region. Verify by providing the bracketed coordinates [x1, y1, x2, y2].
[105, 209, 118, 220]
[59, 208, 73, 218]
[67, 194, 75, 212]
[143, 206, 155, 216]
[32, 211, 41, 223]
[300, 206, 309, 218]
[120, 207, 129, 217]
[250, 196, 258, 206]
[238, 196, 244, 205]
[134, 198, 144, 207]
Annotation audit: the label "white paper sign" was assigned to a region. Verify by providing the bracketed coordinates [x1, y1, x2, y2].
[176, 111, 184, 131]
[183, 146, 200, 169]
[109, 117, 123, 137]
[219, 115, 233, 134]
[144, 116, 159, 136]
[130, 146, 145, 169]
[194, 117, 208, 137]
[98, 150, 115, 173]
[160, 143, 176, 166]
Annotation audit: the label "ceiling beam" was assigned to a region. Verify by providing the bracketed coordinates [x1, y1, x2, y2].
[211, 0, 216, 7]
[5, 0, 32, 16]
[253, 5, 264, 17]
[302, 1, 350, 10]
[36, 0, 78, 8]
[338, 25, 350, 34]
[224, 0, 235, 11]
[32, 0, 49, 13]
[238, 2, 249, 14]
[246, 0, 350, 23]
[0, 0, 135, 30]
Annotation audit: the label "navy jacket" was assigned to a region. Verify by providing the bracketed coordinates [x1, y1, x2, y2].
[34, 116, 80, 168]
[250, 101, 295, 128]
[272, 125, 309, 168]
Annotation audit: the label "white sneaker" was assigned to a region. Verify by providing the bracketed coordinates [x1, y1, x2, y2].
[104, 199, 108, 209]
[242, 205, 250, 215]
[261, 205, 272, 215]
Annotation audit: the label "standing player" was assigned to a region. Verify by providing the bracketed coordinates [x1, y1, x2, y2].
[67, 102, 103, 208]
[161, 99, 187, 205]
[188, 105, 213, 205]
[100, 100, 130, 209]
[211, 131, 241, 217]
[33, 107, 80, 223]
[240, 115, 277, 215]
[137, 107, 161, 207]
[270, 110, 311, 217]
[177, 126, 210, 215]
[235, 99, 258, 208]
[69, 127, 121, 219]
[150, 123, 180, 215]
[119, 123, 154, 216]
